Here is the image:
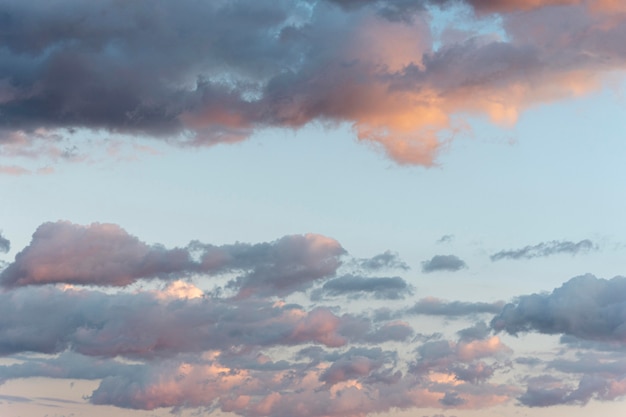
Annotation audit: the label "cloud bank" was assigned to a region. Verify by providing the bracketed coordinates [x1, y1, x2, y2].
[2, 0, 626, 167]
[1, 222, 625, 415]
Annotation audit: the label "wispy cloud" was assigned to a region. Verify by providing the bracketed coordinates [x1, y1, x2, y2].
[490, 239, 595, 261]
[407, 298, 504, 317]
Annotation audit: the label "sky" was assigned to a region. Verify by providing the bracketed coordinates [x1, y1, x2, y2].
[1, 0, 626, 416]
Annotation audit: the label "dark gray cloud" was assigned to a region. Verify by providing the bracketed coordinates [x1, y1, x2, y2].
[491, 274, 626, 342]
[517, 374, 626, 407]
[490, 239, 595, 261]
[421, 255, 467, 273]
[2, 0, 626, 168]
[457, 322, 491, 342]
[407, 298, 504, 317]
[356, 251, 410, 272]
[0, 351, 141, 384]
[440, 392, 466, 406]
[0, 231, 9, 253]
[0, 221, 345, 298]
[314, 274, 413, 300]
[0, 285, 365, 357]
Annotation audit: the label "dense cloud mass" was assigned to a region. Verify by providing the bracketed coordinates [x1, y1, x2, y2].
[0, 221, 345, 296]
[491, 274, 626, 342]
[2, 0, 626, 168]
[0, 222, 625, 415]
[490, 239, 595, 261]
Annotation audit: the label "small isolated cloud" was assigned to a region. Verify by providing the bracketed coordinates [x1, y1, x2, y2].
[357, 251, 410, 271]
[421, 255, 467, 273]
[0, 231, 9, 253]
[315, 274, 413, 300]
[437, 235, 454, 244]
[490, 239, 595, 261]
[491, 274, 626, 342]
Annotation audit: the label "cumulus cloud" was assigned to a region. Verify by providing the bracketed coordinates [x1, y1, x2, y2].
[0, 221, 192, 287]
[491, 274, 626, 342]
[3, 223, 624, 415]
[421, 255, 467, 273]
[0, 231, 9, 253]
[0, 221, 345, 297]
[490, 239, 595, 261]
[2, 0, 626, 167]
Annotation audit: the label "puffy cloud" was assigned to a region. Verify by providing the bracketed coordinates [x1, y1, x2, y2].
[518, 374, 626, 407]
[2, 0, 626, 167]
[0, 285, 367, 358]
[491, 274, 626, 342]
[490, 239, 595, 261]
[217, 234, 346, 299]
[421, 255, 467, 273]
[0, 231, 9, 253]
[407, 297, 504, 316]
[0, 221, 345, 297]
[0, 221, 192, 287]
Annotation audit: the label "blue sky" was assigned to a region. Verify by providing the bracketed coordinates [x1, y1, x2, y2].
[2, 1, 626, 416]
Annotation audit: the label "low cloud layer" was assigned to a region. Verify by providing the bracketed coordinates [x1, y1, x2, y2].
[0, 223, 625, 415]
[490, 239, 595, 261]
[2, 0, 626, 168]
[421, 254, 467, 273]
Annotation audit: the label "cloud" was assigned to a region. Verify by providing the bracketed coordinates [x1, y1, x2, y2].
[491, 274, 626, 342]
[0, 231, 9, 253]
[437, 234, 454, 244]
[490, 239, 595, 261]
[2, 0, 626, 167]
[356, 251, 410, 271]
[0, 221, 345, 297]
[421, 255, 467, 273]
[0, 285, 371, 358]
[407, 298, 504, 316]
[314, 274, 413, 300]
[517, 374, 626, 407]
[0, 221, 193, 287]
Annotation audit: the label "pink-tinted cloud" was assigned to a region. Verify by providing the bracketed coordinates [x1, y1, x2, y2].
[2, 0, 626, 165]
[0, 221, 345, 296]
[0, 221, 192, 287]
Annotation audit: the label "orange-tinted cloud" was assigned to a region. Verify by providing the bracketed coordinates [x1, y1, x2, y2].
[2, 0, 626, 165]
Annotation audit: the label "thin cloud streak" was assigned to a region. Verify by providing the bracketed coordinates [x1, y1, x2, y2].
[490, 239, 596, 261]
